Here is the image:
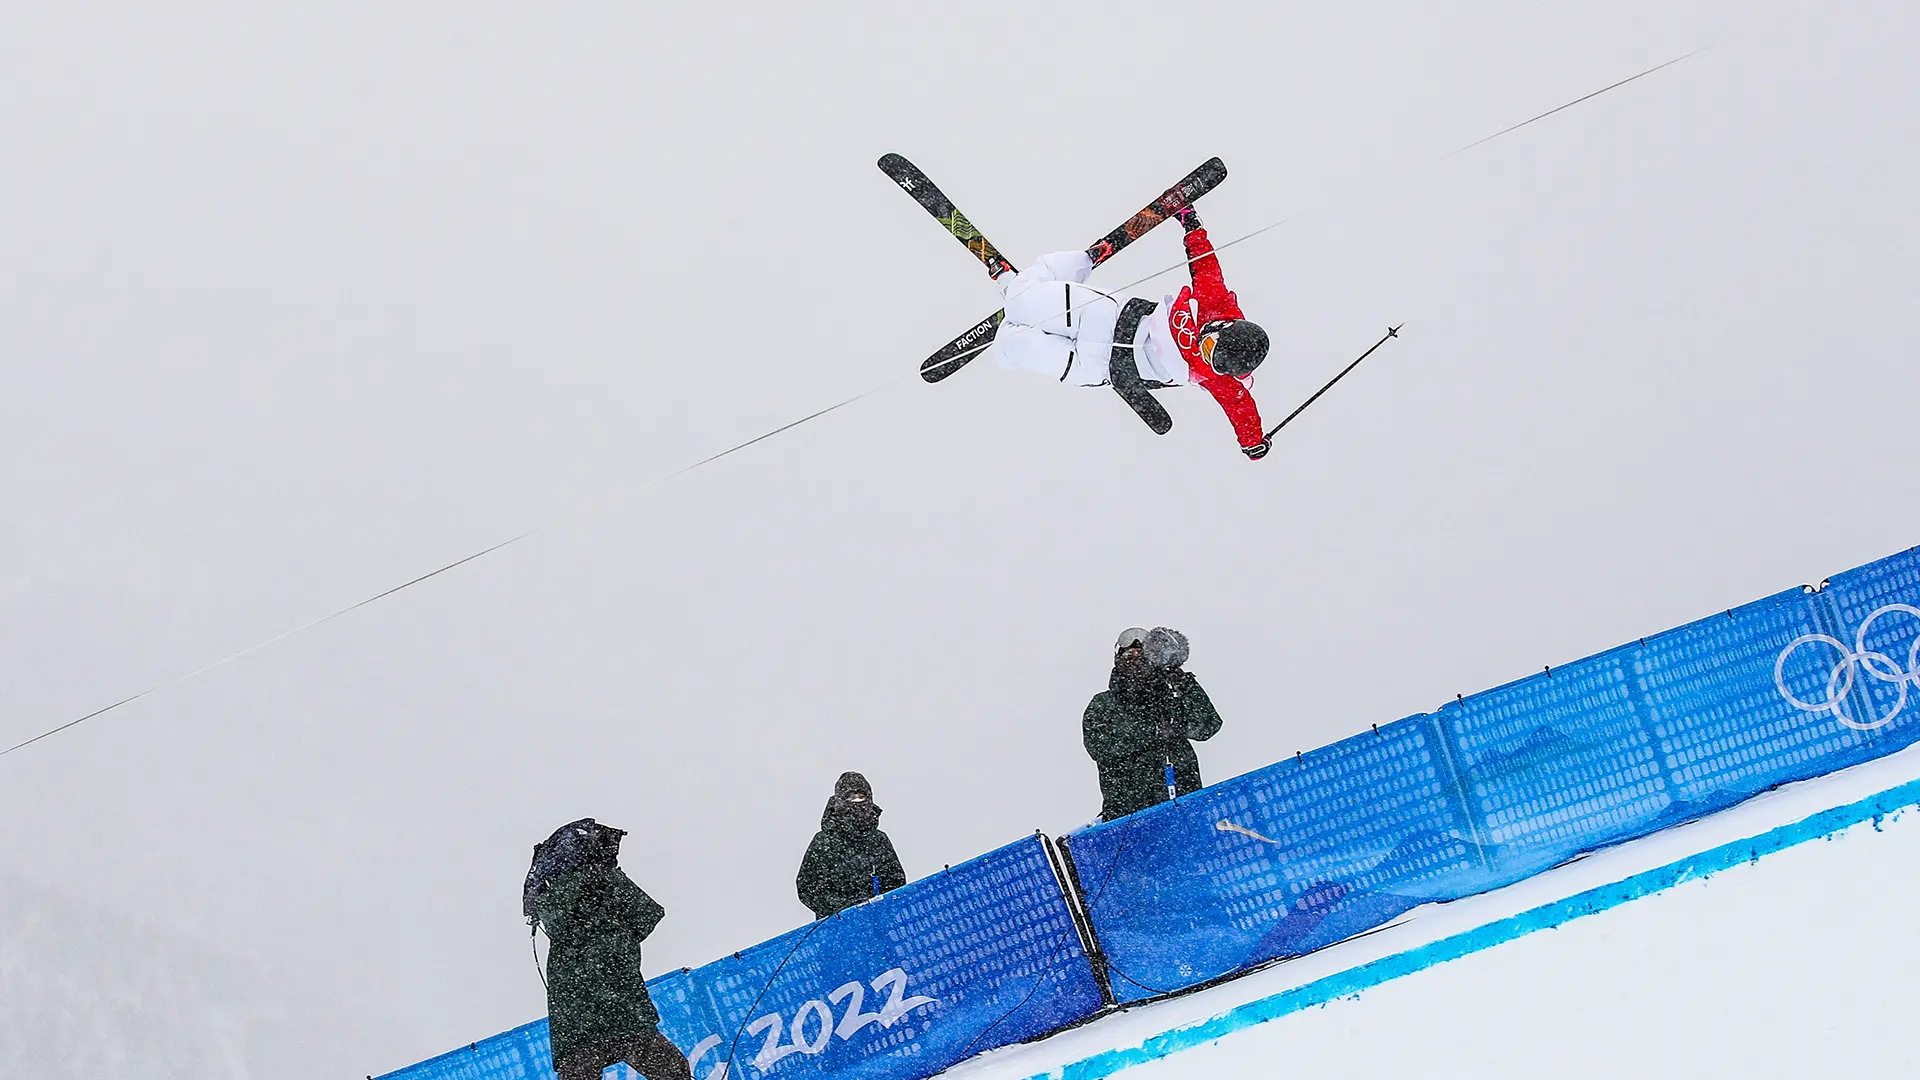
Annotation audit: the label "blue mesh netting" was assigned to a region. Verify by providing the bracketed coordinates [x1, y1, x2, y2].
[1819, 547, 1920, 750]
[377, 835, 1102, 1080]
[386, 547, 1920, 1072]
[381, 1021, 554, 1080]
[1440, 642, 1669, 880]
[664, 835, 1099, 1080]
[1065, 714, 1479, 1004]
[1068, 546, 1920, 1003]
[1638, 586, 1868, 812]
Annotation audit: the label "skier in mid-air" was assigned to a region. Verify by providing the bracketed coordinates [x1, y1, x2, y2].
[993, 206, 1273, 459]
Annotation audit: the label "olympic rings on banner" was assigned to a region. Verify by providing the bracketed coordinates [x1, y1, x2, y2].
[1774, 604, 1920, 731]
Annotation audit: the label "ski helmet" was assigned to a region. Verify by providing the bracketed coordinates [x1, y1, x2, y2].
[1200, 320, 1269, 378]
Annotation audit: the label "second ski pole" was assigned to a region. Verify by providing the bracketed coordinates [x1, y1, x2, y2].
[1263, 324, 1402, 442]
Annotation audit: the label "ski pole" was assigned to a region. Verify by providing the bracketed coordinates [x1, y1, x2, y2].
[1263, 324, 1402, 442]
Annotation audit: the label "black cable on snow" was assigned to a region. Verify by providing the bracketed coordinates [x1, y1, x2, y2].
[717, 915, 833, 1076]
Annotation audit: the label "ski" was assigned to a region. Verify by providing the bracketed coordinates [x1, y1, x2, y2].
[877, 156, 1228, 384]
[1081, 156, 1227, 269]
[877, 153, 1017, 280]
[917, 310, 1006, 383]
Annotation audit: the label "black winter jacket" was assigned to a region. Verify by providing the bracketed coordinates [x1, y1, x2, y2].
[530, 862, 666, 1062]
[796, 797, 907, 919]
[1083, 666, 1224, 821]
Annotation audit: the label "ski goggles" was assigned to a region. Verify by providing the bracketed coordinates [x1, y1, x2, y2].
[1114, 627, 1149, 652]
[1197, 319, 1234, 365]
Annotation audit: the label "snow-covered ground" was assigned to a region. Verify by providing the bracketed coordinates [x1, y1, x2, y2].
[943, 739, 1920, 1080]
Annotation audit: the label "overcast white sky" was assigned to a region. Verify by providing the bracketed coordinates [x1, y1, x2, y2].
[3, 2, 1916, 1077]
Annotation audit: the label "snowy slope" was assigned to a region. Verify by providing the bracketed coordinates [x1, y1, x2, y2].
[941, 741, 1920, 1080]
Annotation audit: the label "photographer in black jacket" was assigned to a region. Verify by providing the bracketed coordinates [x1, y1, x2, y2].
[1082, 627, 1224, 822]
[795, 772, 908, 920]
[524, 819, 691, 1080]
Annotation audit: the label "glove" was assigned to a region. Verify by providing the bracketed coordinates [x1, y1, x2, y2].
[1242, 437, 1271, 460]
[1174, 204, 1204, 232]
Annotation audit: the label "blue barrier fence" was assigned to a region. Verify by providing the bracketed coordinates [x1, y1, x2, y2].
[382, 545, 1920, 1074]
[380, 835, 1104, 1080]
[1063, 546, 1920, 1003]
